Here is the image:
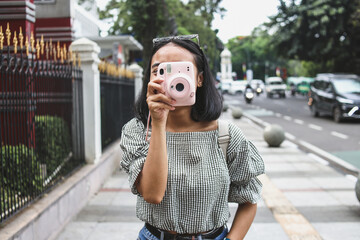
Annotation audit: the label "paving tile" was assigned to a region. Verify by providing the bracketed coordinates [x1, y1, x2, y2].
[87, 192, 117, 206]
[271, 177, 320, 190]
[297, 206, 360, 222]
[57, 222, 97, 240]
[242, 223, 289, 240]
[327, 190, 360, 206]
[310, 177, 355, 190]
[87, 222, 143, 240]
[284, 191, 340, 207]
[111, 191, 138, 206]
[313, 222, 360, 240]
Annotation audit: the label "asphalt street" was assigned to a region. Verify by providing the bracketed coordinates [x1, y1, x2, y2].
[224, 92, 360, 170]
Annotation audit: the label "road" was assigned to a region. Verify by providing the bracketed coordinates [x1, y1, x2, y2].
[223, 92, 360, 170]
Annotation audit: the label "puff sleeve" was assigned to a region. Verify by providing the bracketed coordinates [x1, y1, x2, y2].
[120, 118, 149, 195]
[226, 123, 265, 204]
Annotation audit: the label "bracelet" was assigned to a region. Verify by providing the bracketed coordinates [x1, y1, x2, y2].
[225, 238, 231, 240]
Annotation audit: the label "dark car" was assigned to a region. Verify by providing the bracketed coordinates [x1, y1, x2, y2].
[308, 73, 360, 123]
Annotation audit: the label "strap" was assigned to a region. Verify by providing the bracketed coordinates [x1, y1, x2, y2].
[218, 120, 230, 159]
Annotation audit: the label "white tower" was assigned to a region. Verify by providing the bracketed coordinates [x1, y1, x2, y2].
[220, 48, 232, 80]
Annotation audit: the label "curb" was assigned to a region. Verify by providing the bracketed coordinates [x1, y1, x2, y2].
[242, 112, 360, 177]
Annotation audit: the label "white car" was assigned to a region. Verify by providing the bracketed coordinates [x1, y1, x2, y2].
[228, 80, 247, 95]
[265, 77, 287, 98]
[220, 79, 233, 93]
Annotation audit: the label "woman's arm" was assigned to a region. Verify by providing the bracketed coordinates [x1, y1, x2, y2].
[136, 122, 168, 204]
[226, 202, 257, 240]
[135, 78, 174, 204]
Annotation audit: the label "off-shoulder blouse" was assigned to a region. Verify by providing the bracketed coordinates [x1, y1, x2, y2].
[120, 118, 265, 234]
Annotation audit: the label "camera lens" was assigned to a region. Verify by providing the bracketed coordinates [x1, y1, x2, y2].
[175, 83, 184, 92]
[159, 68, 164, 75]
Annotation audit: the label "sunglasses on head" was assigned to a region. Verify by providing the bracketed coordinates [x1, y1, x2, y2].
[152, 34, 200, 47]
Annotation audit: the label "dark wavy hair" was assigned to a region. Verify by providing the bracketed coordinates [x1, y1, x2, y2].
[134, 38, 223, 126]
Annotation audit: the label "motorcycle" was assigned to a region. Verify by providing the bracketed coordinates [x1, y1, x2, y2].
[255, 86, 262, 96]
[290, 83, 296, 96]
[244, 87, 254, 104]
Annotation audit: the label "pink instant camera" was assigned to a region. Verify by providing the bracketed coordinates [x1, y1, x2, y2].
[157, 61, 196, 106]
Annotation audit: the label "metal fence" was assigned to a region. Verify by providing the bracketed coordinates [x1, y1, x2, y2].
[99, 63, 135, 150]
[0, 29, 84, 223]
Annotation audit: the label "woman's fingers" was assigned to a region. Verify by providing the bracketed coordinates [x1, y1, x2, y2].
[147, 79, 165, 96]
[147, 101, 175, 112]
[147, 94, 175, 108]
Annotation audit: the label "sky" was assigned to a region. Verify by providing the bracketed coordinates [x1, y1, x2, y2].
[96, 0, 281, 44]
[212, 0, 280, 43]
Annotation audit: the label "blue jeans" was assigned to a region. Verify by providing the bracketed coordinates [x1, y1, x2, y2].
[137, 225, 228, 240]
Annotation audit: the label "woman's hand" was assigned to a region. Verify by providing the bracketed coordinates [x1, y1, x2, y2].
[146, 77, 175, 126]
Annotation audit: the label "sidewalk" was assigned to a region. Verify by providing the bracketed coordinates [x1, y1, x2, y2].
[56, 110, 360, 240]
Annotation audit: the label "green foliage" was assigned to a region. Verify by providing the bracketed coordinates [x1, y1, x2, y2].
[227, 28, 286, 80]
[267, 0, 360, 74]
[1, 145, 42, 214]
[99, 0, 225, 71]
[35, 116, 72, 176]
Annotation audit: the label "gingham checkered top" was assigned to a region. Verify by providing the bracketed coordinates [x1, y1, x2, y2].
[120, 118, 265, 234]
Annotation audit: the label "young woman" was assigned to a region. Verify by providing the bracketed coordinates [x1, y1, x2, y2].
[120, 35, 265, 240]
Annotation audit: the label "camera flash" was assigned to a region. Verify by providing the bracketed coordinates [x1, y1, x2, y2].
[167, 64, 171, 73]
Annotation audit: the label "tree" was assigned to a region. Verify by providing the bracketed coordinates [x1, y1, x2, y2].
[227, 27, 285, 80]
[99, 0, 225, 71]
[100, 0, 167, 66]
[267, 0, 360, 74]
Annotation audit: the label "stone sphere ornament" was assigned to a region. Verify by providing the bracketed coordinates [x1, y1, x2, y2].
[231, 107, 243, 119]
[223, 103, 229, 112]
[355, 174, 360, 203]
[263, 124, 285, 147]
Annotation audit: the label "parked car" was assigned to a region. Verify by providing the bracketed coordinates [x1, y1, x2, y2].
[220, 79, 233, 94]
[308, 73, 360, 122]
[228, 80, 247, 95]
[265, 77, 286, 98]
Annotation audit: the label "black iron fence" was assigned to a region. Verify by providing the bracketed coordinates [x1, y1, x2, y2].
[0, 27, 84, 223]
[99, 62, 135, 150]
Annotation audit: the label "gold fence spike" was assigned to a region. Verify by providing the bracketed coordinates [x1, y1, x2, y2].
[77, 53, 81, 67]
[49, 43, 53, 57]
[25, 35, 29, 56]
[72, 53, 76, 66]
[69, 49, 73, 62]
[19, 27, 23, 49]
[63, 44, 67, 61]
[36, 39, 40, 59]
[13, 31, 18, 54]
[53, 48, 56, 61]
[57, 41, 60, 59]
[0, 26, 4, 50]
[60, 48, 64, 63]
[46, 41, 49, 59]
[30, 32, 34, 52]
[40, 35, 44, 55]
[6, 23, 11, 46]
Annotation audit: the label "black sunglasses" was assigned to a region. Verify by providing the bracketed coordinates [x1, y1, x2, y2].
[152, 34, 200, 46]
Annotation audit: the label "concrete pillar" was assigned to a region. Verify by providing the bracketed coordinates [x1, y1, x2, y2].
[220, 48, 232, 80]
[70, 38, 101, 164]
[129, 62, 143, 99]
[35, 0, 75, 47]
